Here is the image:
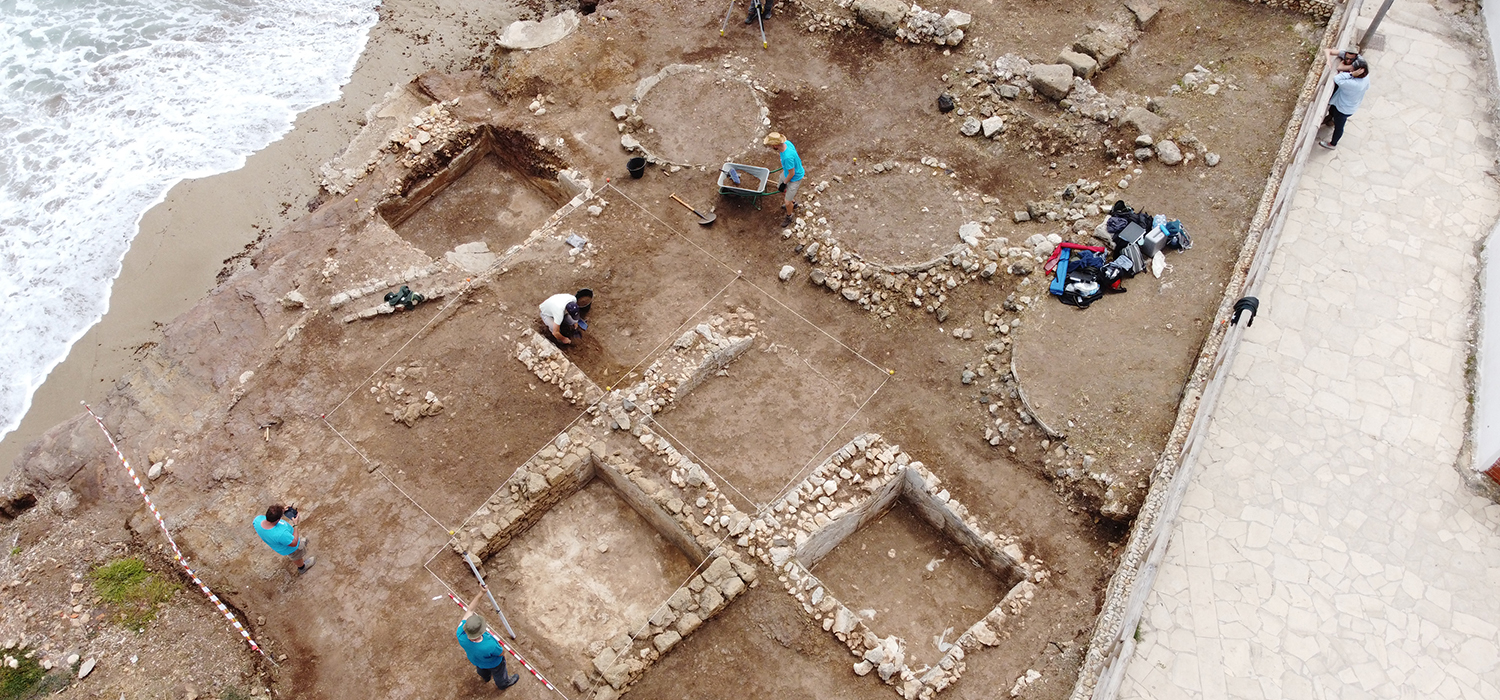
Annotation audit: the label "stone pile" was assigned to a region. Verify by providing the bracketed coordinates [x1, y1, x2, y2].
[516, 331, 608, 407]
[329, 262, 445, 310]
[743, 433, 1044, 699]
[896, 5, 968, 45]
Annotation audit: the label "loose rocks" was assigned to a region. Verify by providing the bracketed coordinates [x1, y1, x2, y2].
[1155, 140, 1183, 166]
[960, 117, 982, 137]
[779, 265, 796, 281]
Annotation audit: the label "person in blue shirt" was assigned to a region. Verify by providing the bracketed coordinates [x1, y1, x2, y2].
[253, 504, 313, 574]
[1319, 50, 1371, 150]
[764, 132, 805, 229]
[457, 609, 519, 690]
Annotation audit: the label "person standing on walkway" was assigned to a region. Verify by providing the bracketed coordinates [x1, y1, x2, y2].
[765, 132, 804, 229]
[457, 593, 519, 690]
[1319, 50, 1371, 150]
[253, 504, 313, 574]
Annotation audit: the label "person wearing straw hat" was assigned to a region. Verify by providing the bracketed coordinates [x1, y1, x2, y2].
[457, 594, 519, 690]
[253, 504, 313, 574]
[764, 132, 804, 229]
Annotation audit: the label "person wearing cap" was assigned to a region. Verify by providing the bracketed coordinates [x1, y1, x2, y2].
[253, 504, 313, 574]
[457, 606, 519, 690]
[538, 289, 594, 345]
[1318, 49, 1371, 150]
[764, 132, 804, 229]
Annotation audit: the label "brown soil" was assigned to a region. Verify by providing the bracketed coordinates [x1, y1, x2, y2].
[821, 164, 974, 265]
[653, 279, 888, 510]
[811, 501, 1012, 668]
[390, 153, 566, 257]
[0, 0, 1328, 697]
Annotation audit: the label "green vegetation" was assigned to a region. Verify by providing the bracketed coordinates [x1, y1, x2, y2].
[0, 649, 46, 700]
[221, 687, 253, 700]
[89, 558, 179, 629]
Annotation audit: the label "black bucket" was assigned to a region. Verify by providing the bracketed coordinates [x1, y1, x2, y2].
[627, 157, 647, 179]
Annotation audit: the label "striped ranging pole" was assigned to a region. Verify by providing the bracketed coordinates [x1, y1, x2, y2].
[444, 593, 558, 692]
[82, 402, 268, 658]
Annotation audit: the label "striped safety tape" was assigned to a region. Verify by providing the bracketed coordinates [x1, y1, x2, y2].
[446, 593, 559, 692]
[82, 403, 268, 657]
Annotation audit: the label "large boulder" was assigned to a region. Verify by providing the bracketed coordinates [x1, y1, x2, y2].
[1155, 140, 1183, 165]
[1072, 26, 1132, 69]
[498, 10, 580, 50]
[1118, 106, 1166, 138]
[1028, 64, 1076, 101]
[853, 0, 908, 37]
[1058, 50, 1098, 79]
[1125, 0, 1161, 26]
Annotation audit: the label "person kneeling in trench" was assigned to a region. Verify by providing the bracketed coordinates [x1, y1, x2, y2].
[539, 288, 593, 345]
[457, 597, 519, 690]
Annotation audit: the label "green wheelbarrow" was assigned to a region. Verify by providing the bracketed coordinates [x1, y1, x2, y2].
[718, 163, 778, 209]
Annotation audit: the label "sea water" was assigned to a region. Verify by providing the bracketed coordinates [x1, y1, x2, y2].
[0, 0, 378, 440]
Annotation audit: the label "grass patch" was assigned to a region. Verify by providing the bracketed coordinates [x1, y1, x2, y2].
[89, 558, 179, 629]
[221, 687, 253, 700]
[0, 648, 45, 700]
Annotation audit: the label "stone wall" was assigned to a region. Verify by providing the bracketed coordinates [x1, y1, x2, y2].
[450, 426, 602, 560]
[1238, 0, 1333, 20]
[746, 433, 1043, 699]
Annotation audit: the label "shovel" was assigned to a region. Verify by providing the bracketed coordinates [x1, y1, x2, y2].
[670, 194, 717, 226]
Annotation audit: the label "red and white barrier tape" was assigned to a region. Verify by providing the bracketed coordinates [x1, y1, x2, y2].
[445, 593, 558, 692]
[82, 403, 268, 658]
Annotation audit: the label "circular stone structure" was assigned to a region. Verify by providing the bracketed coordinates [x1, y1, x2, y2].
[630, 65, 767, 167]
[820, 162, 971, 266]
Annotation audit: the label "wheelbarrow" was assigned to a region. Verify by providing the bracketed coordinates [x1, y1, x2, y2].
[717, 163, 777, 209]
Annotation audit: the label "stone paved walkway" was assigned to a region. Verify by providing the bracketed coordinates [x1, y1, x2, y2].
[1117, 1, 1500, 698]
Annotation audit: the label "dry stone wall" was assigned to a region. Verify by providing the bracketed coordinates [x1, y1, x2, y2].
[744, 433, 1047, 699]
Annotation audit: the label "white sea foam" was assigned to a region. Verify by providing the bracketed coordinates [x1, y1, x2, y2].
[0, 0, 378, 440]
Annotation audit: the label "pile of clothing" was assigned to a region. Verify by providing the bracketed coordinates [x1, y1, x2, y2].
[1046, 201, 1192, 309]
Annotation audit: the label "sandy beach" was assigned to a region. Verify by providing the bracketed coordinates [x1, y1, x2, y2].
[0, 0, 542, 474]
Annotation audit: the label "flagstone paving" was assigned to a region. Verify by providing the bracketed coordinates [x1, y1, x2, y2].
[1117, 1, 1500, 698]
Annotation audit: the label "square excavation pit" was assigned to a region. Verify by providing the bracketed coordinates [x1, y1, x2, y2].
[451, 425, 758, 698]
[810, 502, 1006, 669]
[482, 480, 698, 670]
[378, 126, 569, 258]
[319, 290, 585, 526]
[749, 434, 1038, 699]
[494, 192, 739, 390]
[652, 281, 888, 511]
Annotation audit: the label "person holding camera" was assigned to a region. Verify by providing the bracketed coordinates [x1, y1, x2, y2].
[1319, 49, 1371, 150]
[254, 504, 314, 574]
[765, 132, 804, 229]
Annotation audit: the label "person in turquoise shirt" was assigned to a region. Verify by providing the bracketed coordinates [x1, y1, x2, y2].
[764, 132, 805, 229]
[457, 612, 518, 690]
[253, 504, 313, 574]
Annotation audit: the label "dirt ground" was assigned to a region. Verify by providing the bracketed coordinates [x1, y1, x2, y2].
[0, 0, 1329, 698]
[391, 153, 567, 257]
[811, 502, 1012, 669]
[482, 480, 699, 679]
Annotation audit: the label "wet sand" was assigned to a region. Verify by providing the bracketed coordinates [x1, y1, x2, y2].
[0, 0, 542, 475]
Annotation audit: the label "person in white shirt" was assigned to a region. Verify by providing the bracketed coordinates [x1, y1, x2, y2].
[1318, 50, 1371, 150]
[539, 289, 593, 345]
